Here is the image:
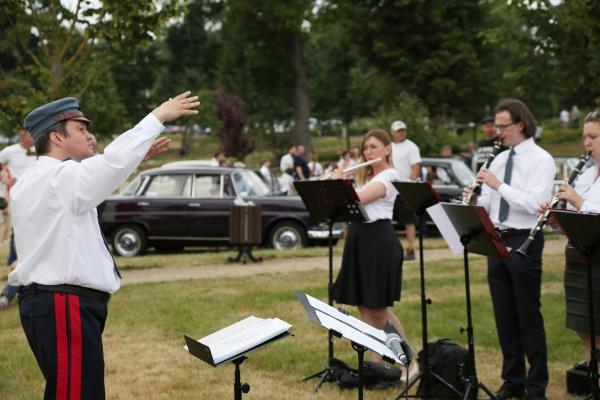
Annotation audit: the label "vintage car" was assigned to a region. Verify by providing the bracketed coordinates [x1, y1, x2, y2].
[418, 157, 476, 202]
[99, 165, 344, 256]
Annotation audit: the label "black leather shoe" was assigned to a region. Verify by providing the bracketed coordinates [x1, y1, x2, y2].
[495, 386, 525, 400]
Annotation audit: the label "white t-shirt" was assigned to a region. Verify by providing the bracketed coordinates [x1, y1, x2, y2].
[357, 168, 402, 221]
[0, 143, 34, 179]
[280, 153, 294, 173]
[308, 161, 323, 178]
[391, 139, 421, 180]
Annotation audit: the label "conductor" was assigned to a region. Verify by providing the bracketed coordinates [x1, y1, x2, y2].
[8, 92, 199, 399]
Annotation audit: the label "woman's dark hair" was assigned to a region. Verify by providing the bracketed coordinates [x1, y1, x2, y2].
[34, 120, 69, 156]
[495, 98, 537, 138]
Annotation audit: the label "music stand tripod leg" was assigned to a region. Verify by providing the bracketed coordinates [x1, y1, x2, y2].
[302, 221, 337, 391]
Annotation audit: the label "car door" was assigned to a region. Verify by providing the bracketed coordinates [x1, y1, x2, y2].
[187, 173, 233, 240]
[137, 172, 196, 238]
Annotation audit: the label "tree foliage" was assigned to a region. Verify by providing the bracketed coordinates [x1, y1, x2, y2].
[215, 87, 255, 161]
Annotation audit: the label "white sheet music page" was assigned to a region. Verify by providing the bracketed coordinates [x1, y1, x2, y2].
[304, 293, 386, 342]
[196, 316, 291, 364]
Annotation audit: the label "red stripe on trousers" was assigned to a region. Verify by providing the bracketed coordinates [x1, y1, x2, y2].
[68, 294, 82, 400]
[54, 293, 83, 400]
[54, 293, 68, 400]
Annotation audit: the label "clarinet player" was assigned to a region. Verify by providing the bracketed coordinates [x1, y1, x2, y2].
[542, 110, 600, 373]
[462, 99, 556, 400]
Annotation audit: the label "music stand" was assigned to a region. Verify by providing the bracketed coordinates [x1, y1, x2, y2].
[184, 316, 292, 400]
[297, 291, 404, 400]
[551, 209, 600, 400]
[294, 179, 367, 391]
[434, 203, 511, 400]
[392, 182, 459, 399]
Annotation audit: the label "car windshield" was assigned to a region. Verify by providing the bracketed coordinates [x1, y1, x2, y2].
[231, 169, 270, 197]
[119, 175, 145, 196]
[450, 161, 475, 187]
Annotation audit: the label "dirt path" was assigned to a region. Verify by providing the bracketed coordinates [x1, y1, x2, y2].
[120, 237, 568, 285]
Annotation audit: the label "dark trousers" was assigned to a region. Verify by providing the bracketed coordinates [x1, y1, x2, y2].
[487, 233, 548, 397]
[19, 289, 108, 399]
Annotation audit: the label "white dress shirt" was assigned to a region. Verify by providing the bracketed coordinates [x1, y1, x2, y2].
[477, 138, 556, 229]
[8, 113, 164, 293]
[568, 162, 600, 212]
[280, 153, 294, 173]
[0, 143, 34, 179]
[391, 139, 421, 180]
[358, 168, 402, 222]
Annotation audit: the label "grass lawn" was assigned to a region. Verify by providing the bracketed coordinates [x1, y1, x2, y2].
[0, 244, 586, 399]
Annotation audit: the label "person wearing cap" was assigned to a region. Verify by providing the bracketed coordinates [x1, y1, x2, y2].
[478, 115, 499, 148]
[0, 129, 35, 309]
[9, 92, 199, 399]
[462, 99, 554, 400]
[389, 120, 421, 261]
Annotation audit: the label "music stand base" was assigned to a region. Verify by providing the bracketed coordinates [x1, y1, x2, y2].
[302, 364, 336, 393]
[233, 357, 250, 400]
[228, 244, 262, 264]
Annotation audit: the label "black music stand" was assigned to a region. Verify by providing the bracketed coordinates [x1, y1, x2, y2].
[392, 182, 459, 399]
[184, 316, 292, 400]
[297, 291, 403, 400]
[294, 179, 367, 392]
[437, 203, 511, 400]
[551, 209, 600, 400]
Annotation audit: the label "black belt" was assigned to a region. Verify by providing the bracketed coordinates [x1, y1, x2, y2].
[23, 284, 111, 304]
[495, 228, 530, 239]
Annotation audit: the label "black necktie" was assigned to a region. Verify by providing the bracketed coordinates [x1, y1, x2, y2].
[498, 148, 515, 222]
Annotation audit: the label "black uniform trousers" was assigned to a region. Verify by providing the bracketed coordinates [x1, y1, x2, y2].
[19, 288, 108, 400]
[487, 232, 548, 397]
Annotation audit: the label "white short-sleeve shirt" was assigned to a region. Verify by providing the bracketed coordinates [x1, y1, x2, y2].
[391, 139, 421, 180]
[358, 168, 402, 221]
[568, 162, 600, 213]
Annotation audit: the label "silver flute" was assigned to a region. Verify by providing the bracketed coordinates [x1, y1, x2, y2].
[516, 151, 591, 257]
[320, 157, 382, 180]
[462, 139, 504, 204]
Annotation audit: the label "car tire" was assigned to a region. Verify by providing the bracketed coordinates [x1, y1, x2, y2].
[268, 221, 307, 250]
[111, 225, 147, 257]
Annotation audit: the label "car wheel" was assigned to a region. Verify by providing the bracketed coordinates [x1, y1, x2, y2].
[268, 221, 307, 250]
[112, 225, 147, 257]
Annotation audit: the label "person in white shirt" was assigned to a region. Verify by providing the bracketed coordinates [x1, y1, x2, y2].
[543, 110, 600, 374]
[307, 153, 323, 179]
[390, 120, 421, 261]
[332, 128, 417, 382]
[279, 145, 296, 175]
[0, 129, 34, 309]
[463, 98, 555, 400]
[210, 152, 226, 167]
[10, 92, 199, 399]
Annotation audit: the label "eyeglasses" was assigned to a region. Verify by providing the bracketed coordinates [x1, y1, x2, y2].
[493, 122, 516, 131]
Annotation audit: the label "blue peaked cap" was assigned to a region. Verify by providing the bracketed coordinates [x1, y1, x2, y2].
[24, 97, 90, 140]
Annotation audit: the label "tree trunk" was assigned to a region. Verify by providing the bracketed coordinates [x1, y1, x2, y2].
[180, 124, 193, 157]
[292, 31, 311, 151]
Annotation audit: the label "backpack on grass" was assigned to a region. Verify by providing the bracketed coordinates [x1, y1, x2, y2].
[329, 358, 401, 390]
[416, 339, 469, 399]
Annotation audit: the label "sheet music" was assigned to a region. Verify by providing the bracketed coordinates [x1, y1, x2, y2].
[191, 316, 291, 364]
[315, 310, 401, 364]
[304, 293, 385, 342]
[427, 203, 463, 254]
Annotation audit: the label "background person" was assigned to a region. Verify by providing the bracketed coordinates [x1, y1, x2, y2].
[332, 128, 417, 382]
[543, 110, 600, 372]
[307, 153, 323, 179]
[8, 92, 198, 398]
[464, 98, 555, 400]
[389, 120, 421, 261]
[0, 129, 34, 309]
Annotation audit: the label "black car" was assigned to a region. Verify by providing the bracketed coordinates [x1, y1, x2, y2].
[99, 165, 344, 256]
[419, 157, 475, 202]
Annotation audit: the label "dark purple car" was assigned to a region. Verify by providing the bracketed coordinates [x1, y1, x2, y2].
[99, 165, 344, 256]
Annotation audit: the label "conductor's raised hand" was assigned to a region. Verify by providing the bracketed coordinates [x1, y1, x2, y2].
[144, 137, 171, 161]
[152, 91, 200, 123]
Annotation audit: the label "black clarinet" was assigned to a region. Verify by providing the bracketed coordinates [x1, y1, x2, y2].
[462, 139, 504, 204]
[516, 151, 591, 257]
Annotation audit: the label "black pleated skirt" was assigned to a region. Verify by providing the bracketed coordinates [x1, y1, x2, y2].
[333, 219, 404, 308]
[564, 246, 600, 332]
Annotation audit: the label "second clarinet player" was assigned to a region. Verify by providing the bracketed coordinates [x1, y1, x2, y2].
[461, 99, 556, 400]
[541, 110, 600, 378]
